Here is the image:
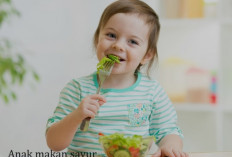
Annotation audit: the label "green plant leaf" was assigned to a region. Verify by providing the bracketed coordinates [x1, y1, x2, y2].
[3, 94, 9, 103]
[0, 1, 40, 104]
[11, 91, 16, 100]
[33, 71, 40, 81]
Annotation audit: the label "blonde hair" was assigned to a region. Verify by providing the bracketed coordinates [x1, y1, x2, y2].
[93, 0, 160, 76]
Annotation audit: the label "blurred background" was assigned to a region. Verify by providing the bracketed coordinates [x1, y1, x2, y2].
[0, 0, 232, 156]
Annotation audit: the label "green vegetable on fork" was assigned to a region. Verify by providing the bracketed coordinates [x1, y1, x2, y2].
[97, 54, 120, 73]
[80, 54, 120, 132]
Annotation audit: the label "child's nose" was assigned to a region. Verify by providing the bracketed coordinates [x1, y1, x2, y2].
[112, 39, 125, 52]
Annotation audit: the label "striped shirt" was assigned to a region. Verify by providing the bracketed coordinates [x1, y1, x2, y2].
[46, 72, 183, 156]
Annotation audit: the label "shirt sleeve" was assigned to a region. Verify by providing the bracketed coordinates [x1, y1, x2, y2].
[149, 83, 183, 144]
[45, 79, 81, 134]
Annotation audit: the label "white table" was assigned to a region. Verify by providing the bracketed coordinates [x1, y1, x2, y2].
[189, 152, 232, 157]
[147, 152, 232, 157]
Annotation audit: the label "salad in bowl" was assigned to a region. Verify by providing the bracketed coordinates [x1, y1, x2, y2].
[99, 133, 155, 157]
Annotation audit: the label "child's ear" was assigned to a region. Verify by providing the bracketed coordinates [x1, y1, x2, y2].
[141, 51, 154, 65]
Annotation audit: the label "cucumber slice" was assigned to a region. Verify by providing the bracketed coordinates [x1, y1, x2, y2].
[113, 149, 131, 157]
[140, 144, 147, 151]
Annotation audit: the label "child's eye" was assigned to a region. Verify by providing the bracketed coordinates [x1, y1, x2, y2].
[106, 33, 116, 39]
[129, 39, 138, 45]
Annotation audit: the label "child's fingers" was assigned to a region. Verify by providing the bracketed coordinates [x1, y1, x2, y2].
[79, 94, 106, 118]
[90, 94, 106, 103]
[88, 102, 100, 115]
[89, 99, 100, 108]
[83, 108, 96, 119]
[161, 149, 175, 157]
[173, 151, 181, 157]
[183, 152, 189, 157]
[89, 95, 106, 107]
[98, 100, 105, 106]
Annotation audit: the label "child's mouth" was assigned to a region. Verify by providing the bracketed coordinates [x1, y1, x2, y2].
[107, 54, 125, 62]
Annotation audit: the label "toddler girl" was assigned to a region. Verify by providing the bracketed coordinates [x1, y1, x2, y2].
[46, 0, 188, 157]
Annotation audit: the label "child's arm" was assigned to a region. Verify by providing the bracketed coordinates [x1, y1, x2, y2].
[152, 134, 188, 157]
[46, 94, 106, 151]
[150, 83, 188, 157]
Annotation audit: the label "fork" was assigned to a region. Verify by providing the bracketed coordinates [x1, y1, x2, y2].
[80, 61, 115, 131]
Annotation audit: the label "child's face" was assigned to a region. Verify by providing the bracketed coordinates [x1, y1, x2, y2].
[96, 13, 153, 76]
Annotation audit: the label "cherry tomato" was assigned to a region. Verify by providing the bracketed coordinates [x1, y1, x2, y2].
[98, 132, 105, 136]
[129, 147, 140, 157]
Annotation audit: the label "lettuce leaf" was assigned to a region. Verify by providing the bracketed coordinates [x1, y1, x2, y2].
[97, 55, 120, 73]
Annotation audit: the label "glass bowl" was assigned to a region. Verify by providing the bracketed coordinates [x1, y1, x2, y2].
[99, 133, 154, 157]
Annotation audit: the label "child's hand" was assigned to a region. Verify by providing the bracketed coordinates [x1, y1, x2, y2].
[77, 94, 106, 120]
[152, 134, 188, 157]
[152, 147, 189, 157]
